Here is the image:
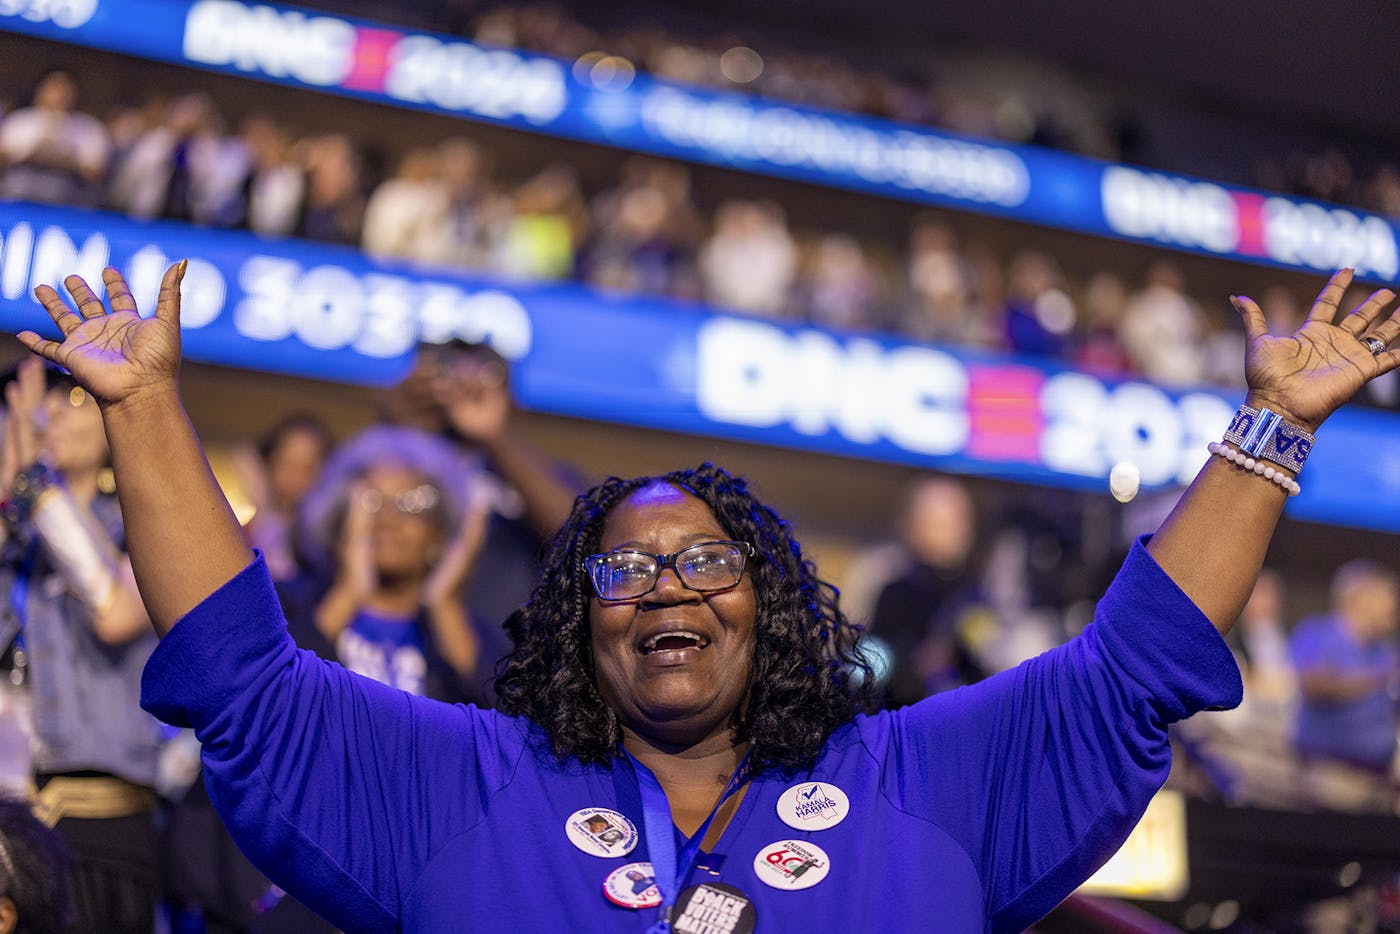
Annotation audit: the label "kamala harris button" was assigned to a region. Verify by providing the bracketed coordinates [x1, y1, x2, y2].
[776, 781, 849, 831]
[753, 839, 831, 891]
[565, 807, 639, 857]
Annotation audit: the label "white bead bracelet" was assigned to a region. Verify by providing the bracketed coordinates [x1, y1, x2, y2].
[1207, 442, 1300, 496]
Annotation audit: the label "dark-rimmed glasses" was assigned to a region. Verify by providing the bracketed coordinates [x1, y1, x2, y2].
[585, 540, 755, 601]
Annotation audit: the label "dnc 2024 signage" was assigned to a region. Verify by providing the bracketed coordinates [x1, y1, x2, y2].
[2, 200, 1399, 532]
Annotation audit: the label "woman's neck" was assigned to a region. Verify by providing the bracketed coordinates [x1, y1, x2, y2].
[623, 729, 751, 839]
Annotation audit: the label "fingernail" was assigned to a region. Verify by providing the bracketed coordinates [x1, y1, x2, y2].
[176, 258, 189, 278]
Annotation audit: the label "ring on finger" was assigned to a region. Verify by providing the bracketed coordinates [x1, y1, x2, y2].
[1361, 335, 1389, 356]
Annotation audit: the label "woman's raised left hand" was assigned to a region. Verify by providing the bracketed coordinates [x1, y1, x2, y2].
[1238, 268, 1400, 433]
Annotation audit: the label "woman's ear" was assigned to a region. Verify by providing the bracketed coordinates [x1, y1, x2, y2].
[0, 895, 18, 934]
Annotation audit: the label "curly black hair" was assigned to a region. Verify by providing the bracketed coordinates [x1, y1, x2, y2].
[495, 463, 876, 775]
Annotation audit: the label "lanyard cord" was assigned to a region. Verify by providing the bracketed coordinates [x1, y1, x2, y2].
[627, 749, 752, 932]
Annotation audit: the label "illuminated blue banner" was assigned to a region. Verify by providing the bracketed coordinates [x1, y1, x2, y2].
[1, 199, 1399, 532]
[3, 0, 1398, 280]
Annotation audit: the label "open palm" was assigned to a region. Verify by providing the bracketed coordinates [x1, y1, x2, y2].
[21, 264, 184, 407]
[1237, 268, 1400, 434]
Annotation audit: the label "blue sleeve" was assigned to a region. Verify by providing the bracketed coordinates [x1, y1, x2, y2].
[141, 554, 527, 934]
[860, 536, 1241, 933]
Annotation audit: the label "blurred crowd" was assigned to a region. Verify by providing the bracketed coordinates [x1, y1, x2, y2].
[15, 69, 1400, 407]
[0, 329, 1397, 931]
[362, 0, 1400, 220]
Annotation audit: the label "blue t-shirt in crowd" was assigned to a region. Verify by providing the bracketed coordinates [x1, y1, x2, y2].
[335, 610, 428, 696]
[1290, 613, 1399, 770]
[141, 537, 1239, 933]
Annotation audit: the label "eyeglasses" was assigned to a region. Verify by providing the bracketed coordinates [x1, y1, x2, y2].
[357, 484, 440, 516]
[585, 540, 754, 601]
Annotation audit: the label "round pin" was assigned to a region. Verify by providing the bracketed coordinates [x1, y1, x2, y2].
[776, 781, 850, 831]
[753, 839, 831, 891]
[671, 882, 757, 934]
[565, 807, 639, 857]
[603, 862, 662, 909]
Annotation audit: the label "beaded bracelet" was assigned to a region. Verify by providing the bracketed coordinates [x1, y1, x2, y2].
[1207, 442, 1300, 496]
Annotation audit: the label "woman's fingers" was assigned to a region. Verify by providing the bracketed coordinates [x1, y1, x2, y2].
[1231, 295, 1268, 341]
[102, 266, 139, 315]
[1338, 288, 1397, 337]
[1305, 267, 1356, 323]
[65, 274, 109, 321]
[153, 260, 186, 326]
[31, 284, 84, 337]
[15, 332, 64, 366]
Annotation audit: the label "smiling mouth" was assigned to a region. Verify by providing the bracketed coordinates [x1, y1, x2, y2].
[639, 631, 711, 655]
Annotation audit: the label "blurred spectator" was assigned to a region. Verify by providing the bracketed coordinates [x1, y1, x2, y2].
[293, 425, 484, 702]
[107, 91, 246, 225]
[798, 233, 883, 331]
[1073, 271, 1133, 376]
[999, 250, 1076, 357]
[699, 199, 798, 315]
[869, 476, 987, 707]
[585, 158, 701, 298]
[1371, 164, 1400, 220]
[361, 146, 449, 260]
[240, 114, 307, 237]
[1291, 560, 1400, 808]
[1233, 568, 1297, 723]
[1119, 259, 1208, 386]
[0, 359, 161, 934]
[494, 163, 587, 280]
[905, 220, 979, 345]
[232, 414, 333, 583]
[0, 70, 110, 207]
[423, 136, 504, 268]
[298, 133, 366, 245]
[0, 795, 72, 934]
[381, 340, 580, 700]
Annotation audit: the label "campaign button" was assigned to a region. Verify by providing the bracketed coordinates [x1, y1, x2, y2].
[752, 839, 830, 891]
[776, 781, 849, 831]
[603, 862, 662, 909]
[671, 882, 756, 934]
[565, 807, 639, 857]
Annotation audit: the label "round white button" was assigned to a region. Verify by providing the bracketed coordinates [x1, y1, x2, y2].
[776, 781, 849, 831]
[753, 839, 831, 891]
[565, 807, 638, 857]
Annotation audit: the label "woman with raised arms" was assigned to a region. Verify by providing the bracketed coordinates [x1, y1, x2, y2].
[17, 262, 1400, 932]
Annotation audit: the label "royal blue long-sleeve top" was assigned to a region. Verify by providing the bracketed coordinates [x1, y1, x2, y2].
[141, 537, 1240, 933]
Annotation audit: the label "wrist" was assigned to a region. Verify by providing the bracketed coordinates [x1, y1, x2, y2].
[1243, 391, 1322, 436]
[99, 381, 184, 425]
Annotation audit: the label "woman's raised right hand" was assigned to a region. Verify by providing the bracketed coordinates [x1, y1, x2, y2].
[20, 263, 185, 409]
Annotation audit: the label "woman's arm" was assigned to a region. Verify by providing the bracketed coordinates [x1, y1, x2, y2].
[23, 264, 252, 636]
[421, 494, 489, 678]
[1147, 269, 1400, 632]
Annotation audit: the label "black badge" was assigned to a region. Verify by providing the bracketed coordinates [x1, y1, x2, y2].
[670, 882, 756, 934]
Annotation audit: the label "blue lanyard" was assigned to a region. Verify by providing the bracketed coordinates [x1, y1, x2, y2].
[627, 748, 751, 933]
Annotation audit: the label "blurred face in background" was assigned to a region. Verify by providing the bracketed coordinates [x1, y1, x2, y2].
[267, 425, 328, 515]
[33, 71, 77, 113]
[359, 464, 445, 583]
[903, 478, 975, 571]
[1346, 577, 1400, 643]
[41, 385, 107, 476]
